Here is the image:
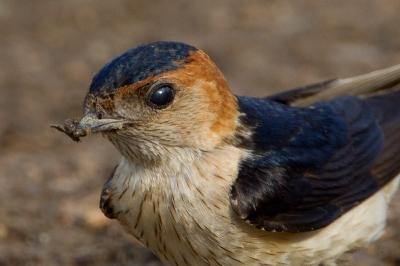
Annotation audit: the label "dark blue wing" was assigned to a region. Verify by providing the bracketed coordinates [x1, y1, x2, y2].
[229, 88, 400, 232]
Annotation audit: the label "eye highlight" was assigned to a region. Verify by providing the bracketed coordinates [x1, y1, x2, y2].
[147, 84, 175, 109]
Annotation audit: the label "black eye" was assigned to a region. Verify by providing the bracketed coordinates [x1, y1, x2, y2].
[149, 85, 174, 108]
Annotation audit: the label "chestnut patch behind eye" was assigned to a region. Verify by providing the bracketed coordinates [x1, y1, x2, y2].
[147, 85, 175, 109]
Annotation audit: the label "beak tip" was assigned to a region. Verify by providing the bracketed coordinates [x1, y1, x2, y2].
[51, 118, 91, 142]
[52, 113, 126, 140]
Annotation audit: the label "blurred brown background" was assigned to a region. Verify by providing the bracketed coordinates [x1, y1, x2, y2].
[1, 0, 400, 265]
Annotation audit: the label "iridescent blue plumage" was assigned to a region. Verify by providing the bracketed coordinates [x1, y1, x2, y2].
[231, 93, 390, 232]
[89, 42, 197, 95]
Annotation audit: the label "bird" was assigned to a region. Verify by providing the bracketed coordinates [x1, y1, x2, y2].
[52, 41, 400, 266]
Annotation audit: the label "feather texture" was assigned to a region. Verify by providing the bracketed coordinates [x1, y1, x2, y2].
[231, 83, 400, 232]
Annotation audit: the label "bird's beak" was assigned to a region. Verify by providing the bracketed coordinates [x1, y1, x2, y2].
[51, 112, 128, 142]
[78, 113, 128, 133]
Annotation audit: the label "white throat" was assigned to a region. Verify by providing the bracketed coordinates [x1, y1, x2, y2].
[107, 141, 244, 265]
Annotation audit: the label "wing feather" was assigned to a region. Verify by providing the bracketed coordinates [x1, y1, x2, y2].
[230, 73, 400, 232]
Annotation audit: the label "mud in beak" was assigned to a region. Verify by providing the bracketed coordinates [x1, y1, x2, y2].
[51, 112, 128, 142]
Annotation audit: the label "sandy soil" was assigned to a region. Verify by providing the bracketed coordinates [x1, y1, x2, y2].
[1, 0, 400, 265]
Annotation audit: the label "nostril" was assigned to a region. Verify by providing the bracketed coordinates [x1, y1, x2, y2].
[97, 113, 103, 119]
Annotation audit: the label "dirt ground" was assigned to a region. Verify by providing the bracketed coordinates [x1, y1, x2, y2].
[1, 0, 400, 265]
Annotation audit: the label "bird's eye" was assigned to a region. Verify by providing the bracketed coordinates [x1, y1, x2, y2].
[148, 85, 174, 108]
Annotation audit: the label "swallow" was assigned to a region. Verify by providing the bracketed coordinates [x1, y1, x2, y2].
[52, 41, 400, 266]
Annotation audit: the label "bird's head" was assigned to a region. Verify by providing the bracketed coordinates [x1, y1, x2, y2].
[63, 42, 240, 162]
